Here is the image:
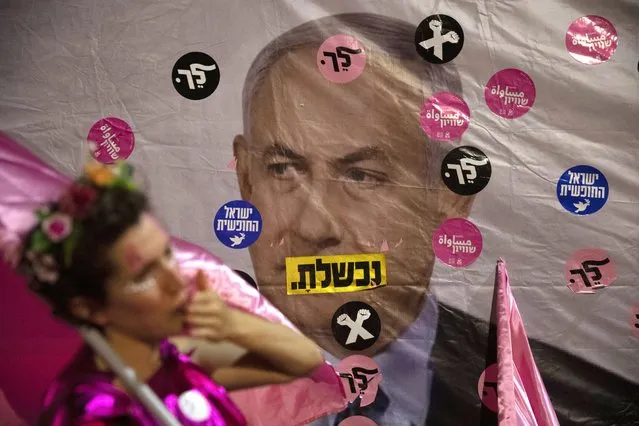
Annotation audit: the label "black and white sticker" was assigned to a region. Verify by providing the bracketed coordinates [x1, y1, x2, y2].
[415, 15, 465, 64]
[332, 301, 381, 351]
[172, 52, 221, 100]
[440, 146, 491, 195]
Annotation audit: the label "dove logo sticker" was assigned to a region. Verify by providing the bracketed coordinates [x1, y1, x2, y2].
[415, 14, 465, 64]
[556, 165, 608, 215]
[213, 200, 262, 249]
[332, 301, 381, 351]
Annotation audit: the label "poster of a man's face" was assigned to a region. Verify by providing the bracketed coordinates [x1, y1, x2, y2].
[234, 14, 472, 358]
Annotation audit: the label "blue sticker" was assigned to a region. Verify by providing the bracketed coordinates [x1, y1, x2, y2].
[556, 165, 608, 215]
[213, 200, 262, 249]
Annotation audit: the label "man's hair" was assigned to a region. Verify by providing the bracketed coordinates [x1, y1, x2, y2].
[241, 13, 464, 184]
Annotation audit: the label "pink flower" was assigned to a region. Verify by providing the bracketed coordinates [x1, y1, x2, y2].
[41, 213, 73, 242]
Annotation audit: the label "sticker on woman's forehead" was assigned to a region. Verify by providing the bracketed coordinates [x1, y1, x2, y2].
[338, 416, 378, 426]
[87, 117, 135, 164]
[484, 69, 536, 119]
[420, 92, 470, 141]
[317, 35, 366, 84]
[629, 304, 639, 339]
[441, 146, 491, 195]
[556, 165, 608, 215]
[336, 355, 383, 407]
[566, 16, 618, 65]
[213, 200, 262, 249]
[432, 218, 483, 267]
[564, 248, 616, 294]
[477, 364, 498, 412]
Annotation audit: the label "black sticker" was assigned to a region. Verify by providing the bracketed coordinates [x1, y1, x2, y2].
[172, 52, 221, 100]
[331, 301, 381, 351]
[415, 15, 465, 64]
[441, 146, 492, 195]
[233, 270, 258, 290]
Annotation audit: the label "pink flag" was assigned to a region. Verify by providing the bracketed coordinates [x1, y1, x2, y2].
[495, 259, 560, 426]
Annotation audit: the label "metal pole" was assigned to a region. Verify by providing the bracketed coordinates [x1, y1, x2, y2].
[78, 326, 182, 426]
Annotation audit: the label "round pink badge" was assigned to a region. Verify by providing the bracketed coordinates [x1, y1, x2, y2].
[335, 355, 383, 408]
[477, 364, 498, 413]
[420, 92, 470, 142]
[484, 68, 536, 119]
[566, 16, 618, 65]
[432, 218, 483, 267]
[564, 248, 617, 294]
[87, 117, 135, 164]
[629, 304, 639, 339]
[317, 35, 366, 84]
[338, 416, 378, 426]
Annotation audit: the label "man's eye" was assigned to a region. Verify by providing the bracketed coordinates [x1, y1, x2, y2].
[344, 168, 386, 184]
[267, 162, 299, 179]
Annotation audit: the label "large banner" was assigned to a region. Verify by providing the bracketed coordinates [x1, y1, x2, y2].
[0, 1, 638, 425]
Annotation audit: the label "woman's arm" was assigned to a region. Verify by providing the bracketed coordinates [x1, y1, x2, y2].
[181, 270, 325, 391]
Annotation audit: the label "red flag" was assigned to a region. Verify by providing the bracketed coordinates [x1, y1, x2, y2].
[495, 259, 560, 426]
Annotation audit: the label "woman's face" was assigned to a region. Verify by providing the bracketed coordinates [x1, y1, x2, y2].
[97, 213, 189, 343]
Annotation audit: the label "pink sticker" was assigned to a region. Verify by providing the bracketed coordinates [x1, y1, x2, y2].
[484, 69, 536, 119]
[338, 416, 378, 426]
[566, 16, 618, 65]
[317, 35, 366, 84]
[564, 248, 617, 294]
[335, 355, 383, 408]
[419, 92, 470, 141]
[432, 218, 483, 267]
[477, 364, 498, 413]
[629, 304, 639, 339]
[87, 117, 135, 164]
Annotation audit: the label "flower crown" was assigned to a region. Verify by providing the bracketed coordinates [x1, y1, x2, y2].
[21, 160, 137, 286]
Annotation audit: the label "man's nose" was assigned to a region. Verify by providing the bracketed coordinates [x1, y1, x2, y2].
[292, 182, 343, 250]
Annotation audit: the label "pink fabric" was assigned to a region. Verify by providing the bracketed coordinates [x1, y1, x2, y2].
[0, 132, 347, 425]
[495, 259, 560, 426]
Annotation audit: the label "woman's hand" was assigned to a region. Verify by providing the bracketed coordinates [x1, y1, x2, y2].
[186, 270, 236, 342]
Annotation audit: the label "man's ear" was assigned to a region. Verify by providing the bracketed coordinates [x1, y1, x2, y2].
[437, 189, 475, 220]
[233, 134, 252, 200]
[68, 296, 109, 326]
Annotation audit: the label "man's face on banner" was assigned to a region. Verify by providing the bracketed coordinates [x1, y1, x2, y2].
[235, 47, 471, 357]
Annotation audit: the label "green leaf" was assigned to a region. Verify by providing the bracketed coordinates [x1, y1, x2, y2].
[63, 223, 83, 267]
[30, 229, 52, 253]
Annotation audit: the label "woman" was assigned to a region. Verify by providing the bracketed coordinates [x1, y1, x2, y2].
[17, 159, 325, 425]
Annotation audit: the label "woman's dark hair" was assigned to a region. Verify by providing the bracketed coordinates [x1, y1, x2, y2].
[20, 186, 149, 326]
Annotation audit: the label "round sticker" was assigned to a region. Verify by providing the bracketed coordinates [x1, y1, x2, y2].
[87, 117, 135, 164]
[213, 200, 262, 249]
[629, 304, 639, 339]
[432, 218, 483, 267]
[484, 69, 536, 119]
[338, 417, 378, 426]
[317, 35, 366, 84]
[172, 52, 221, 100]
[477, 364, 498, 413]
[440, 146, 491, 195]
[177, 389, 211, 422]
[556, 165, 608, 215]
[336, 355, 383, 407]
[564, 248, 617, 294]
[419, 92, 470, 141]
[332, 302, 381, 351]
[233, 270, 258, 289]
[415, 15, 465, 64]
[565, 16, 618, 65]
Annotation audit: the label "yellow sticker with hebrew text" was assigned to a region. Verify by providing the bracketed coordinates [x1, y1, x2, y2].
[286, 253, 387, 295]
